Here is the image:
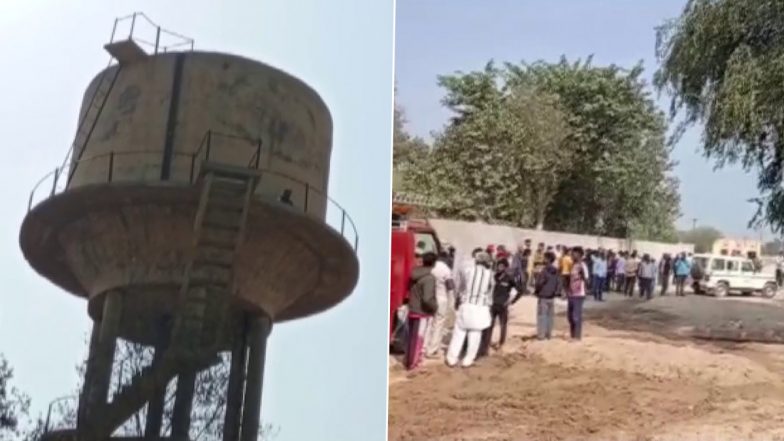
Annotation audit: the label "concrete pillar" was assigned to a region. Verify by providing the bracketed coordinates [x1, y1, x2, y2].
[90, 293, 122, 409]
[77, 321, 102, 427]
[79, 290, 122, 437]
[239, 315, 271, 441]
[171, 369, 197, 439]
[223, 318, 248, 441]
[144, 318, 171, 439]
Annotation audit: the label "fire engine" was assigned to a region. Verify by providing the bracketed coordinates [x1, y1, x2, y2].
[389, 192, 443, 351]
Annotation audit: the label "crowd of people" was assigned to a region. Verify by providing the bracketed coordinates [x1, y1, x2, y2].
[402, 240, 696, 370]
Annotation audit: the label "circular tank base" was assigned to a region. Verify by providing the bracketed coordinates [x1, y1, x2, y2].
[20, 182, 359, 344]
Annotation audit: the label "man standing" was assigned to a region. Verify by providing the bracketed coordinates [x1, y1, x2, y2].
[659, 254, 673, 295]
[446, 252, 494, 368]
[512, 245, 531, 294]
[674, 253, 691, 296]
[614, 252, 626, 292]
[624, 251, 640, 297]
[638, 254, 657, 300]
[478, 258, 519, 355]
[591, 250, 607, 301]
[535, 252, 560, 340]
[567, 247, 589, 340]
[424, 251, 455, 359]
[405, 252, 439, 370]
[533, 242, 546, 276]
[606, 250, 616, 292]
[776, 250, 784, 287]
[559, 247, 573, 296]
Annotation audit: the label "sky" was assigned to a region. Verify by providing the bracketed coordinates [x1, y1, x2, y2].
[395, 0, 768, 241]
[0, 1, 392, 440]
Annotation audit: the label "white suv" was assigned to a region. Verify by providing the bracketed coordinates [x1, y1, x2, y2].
[691, 254, 778, 298]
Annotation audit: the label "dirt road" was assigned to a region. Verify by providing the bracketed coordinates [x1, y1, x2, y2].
[388, 294, 784, 441]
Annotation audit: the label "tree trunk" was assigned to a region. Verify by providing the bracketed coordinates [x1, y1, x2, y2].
[535, 205, 546, 230]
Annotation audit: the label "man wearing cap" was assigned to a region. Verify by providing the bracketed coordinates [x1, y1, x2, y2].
[446, 251, 494, 368]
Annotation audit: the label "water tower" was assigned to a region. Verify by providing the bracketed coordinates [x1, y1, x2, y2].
[20, 13, 359, 441]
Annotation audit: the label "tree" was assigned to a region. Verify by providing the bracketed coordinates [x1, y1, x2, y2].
[404, 58, 681, 240]
[505, 58, 680, 241]
[678, 226, 723, 253]
[655, 0, 784, 232]
[0, 355, 31, 441]
[393, 91, 430, 191]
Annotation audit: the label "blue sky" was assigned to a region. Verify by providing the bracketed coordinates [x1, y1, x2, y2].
[395, 0, 766, 240]
[0, 1, 392, 440]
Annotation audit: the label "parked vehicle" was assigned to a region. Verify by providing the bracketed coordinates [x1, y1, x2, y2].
[691, 253, 778, 298]
[389, 193, 442, 352]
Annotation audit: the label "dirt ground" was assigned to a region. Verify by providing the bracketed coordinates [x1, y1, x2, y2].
[388, 293, 784, 441]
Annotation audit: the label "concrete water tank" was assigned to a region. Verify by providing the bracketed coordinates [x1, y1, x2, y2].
[21, 14, 359, 440]
[21, 36, 359, 345]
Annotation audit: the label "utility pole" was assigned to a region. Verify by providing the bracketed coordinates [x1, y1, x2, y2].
[692, 218, 697, 231]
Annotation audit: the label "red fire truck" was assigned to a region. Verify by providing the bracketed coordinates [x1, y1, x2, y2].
[389, 192, 443, 351]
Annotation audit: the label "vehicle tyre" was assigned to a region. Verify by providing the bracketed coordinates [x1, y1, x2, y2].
[715, 282, 729, 298]
[761, 282, 778, 299]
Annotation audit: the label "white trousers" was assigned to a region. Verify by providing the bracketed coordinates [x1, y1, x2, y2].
[423, 293, 449, 356]
[445, 325, 482, 367]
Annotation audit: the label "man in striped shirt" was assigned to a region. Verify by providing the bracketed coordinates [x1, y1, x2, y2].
[445, 252, 494, 368]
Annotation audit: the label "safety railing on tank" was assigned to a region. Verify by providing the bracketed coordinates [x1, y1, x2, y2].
[192, 130, 265, 176]
[110, 12, 195, 54]
[41, 395, 78, 434]
[26, 146, 359, 252]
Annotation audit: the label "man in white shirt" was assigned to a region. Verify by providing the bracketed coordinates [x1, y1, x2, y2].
[446, 252, 494, 368]
[424, 252, 455, 358]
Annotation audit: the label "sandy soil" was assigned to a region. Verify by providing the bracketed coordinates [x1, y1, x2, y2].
[388, 293, 784, 441]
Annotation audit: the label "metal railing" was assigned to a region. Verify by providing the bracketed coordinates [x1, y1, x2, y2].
[193, 130, 264, 177]
[42, 395, 78, 434]
[110, 12, 195, 54]
[27, 136, 359, 251]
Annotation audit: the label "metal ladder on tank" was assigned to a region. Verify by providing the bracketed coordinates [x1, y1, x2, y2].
[60, 37, 153, 187]
[57, 61, 123, 186]
[79, 164, 259, 439]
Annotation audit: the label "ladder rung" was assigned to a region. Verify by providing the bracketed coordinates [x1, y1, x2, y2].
[207, 199, 245, 212]
[203, 220, 240, 232]
[195, 246, 234, 266]
[199, 237, 236, 250]
[193, 257, 232, 269]
[212, 178, 249, 188]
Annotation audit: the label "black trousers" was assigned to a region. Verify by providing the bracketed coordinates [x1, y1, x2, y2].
[478, 304, 510, 357]
[624, 275, 637, 297]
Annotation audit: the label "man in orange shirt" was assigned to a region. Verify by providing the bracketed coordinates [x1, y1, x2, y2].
[559, 247, 573, 296]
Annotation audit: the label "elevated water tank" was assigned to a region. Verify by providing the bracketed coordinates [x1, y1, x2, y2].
[21, 36, 359, 347]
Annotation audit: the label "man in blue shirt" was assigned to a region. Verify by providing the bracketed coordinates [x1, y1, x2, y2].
[673, 253, 691, 296]
[591, 250, 608, 301]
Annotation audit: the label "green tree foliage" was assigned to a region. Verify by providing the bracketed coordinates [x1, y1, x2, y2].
[0, 355, 30, 441]
[403, 59, 680, 241]
[678, 226, 723, 253]
[655, 0, 784, 232]
[393, 95, 429, 191]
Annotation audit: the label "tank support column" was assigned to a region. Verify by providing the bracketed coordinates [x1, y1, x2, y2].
[144, 317, 172, 439]
[79, 290, 122, 435]
[239, 314, 272, 441]
[171, 369, 198, 438]
[223, 316, 248, 441]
